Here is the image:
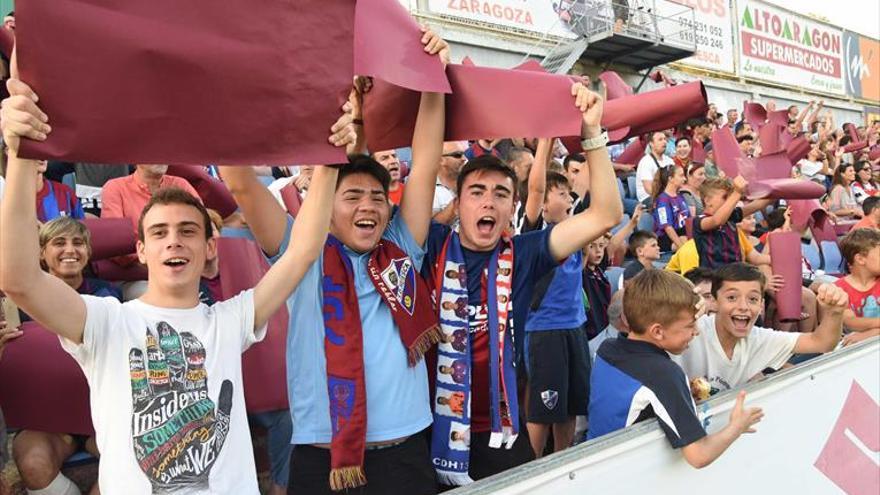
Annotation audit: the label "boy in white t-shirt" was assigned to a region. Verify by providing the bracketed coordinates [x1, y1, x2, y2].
[0, 74, 356, 494]
[675, 263, 848, 396]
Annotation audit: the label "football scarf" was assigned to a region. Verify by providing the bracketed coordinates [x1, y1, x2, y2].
[322, 235, 440, 491]
[430, 231, 518, 486]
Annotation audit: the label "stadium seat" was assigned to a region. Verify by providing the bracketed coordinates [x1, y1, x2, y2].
[610, 214, 631, 235]
[606, 266, 625, 295]
[637, 209, 654, 233]
[801, 240, 822, 273]
[626, 175, 638, 200]
[819, 240, 844, 275]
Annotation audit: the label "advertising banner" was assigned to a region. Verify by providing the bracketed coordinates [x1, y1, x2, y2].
[844, 31, 880, 102]
[427, 0, 578, 38]
[656, 0, 736, 74]
[737, 0, 845, 95]
[451, 339, 880, 495]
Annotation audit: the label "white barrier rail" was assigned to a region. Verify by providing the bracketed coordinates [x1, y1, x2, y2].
[450, 337, 880, 495]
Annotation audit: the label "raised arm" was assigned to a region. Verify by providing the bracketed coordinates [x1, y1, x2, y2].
[681, 391, 763, 468]
[793, 102, 812, 133]
[699, 176, 745, 231]
[523, 138, 552, 227]
[399, 27, 449, 246]
[0, 78, 87, 343]
[219, 166, 289, 257]
[793, 283, 847, 354]
[549, 83, 623, 262]
[252, 165, 340, 329]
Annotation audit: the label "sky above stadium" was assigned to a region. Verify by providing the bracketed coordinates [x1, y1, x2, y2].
[764, 0, 880, 38]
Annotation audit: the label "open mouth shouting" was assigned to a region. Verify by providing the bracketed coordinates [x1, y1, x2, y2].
[729, 314, 752, 334]
[163, 256, 190, 272]
[476, 215, 497, 236]
[354, 218, 378, 236]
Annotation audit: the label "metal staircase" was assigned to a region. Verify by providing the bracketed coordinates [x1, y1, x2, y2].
[532, 0, 698, 74]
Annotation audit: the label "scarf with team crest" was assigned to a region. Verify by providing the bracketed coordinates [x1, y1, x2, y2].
[322, 235, 440, 491]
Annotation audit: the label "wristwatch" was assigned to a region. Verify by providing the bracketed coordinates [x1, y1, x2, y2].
[580, 130, 609, 151]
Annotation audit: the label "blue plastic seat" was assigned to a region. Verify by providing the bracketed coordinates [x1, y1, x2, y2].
[606, 266, 625, 295]
[819, 240, 844, 275]
[801, 240, 822, 273]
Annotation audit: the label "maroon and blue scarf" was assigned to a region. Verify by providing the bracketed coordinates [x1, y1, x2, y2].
[430, 231, 518, 486]
[322, 235, 440, 491]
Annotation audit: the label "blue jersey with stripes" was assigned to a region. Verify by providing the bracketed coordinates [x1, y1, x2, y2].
[588, 334, 706, 448]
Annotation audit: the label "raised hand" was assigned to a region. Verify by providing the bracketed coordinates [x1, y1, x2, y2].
[729, 390, 764, 434]
[571, 82, 604, 138]
[1, 79, 50, 155]
[420, 25, 450, 67]
[733, 175, 748, 194]
[128, 322, 232, 491]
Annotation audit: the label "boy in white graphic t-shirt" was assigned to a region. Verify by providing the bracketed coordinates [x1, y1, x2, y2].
[675, 263, 848, 396]
[0, 72, 357, 493]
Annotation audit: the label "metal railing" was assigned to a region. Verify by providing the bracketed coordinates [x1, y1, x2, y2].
[536, 0, 698, 73]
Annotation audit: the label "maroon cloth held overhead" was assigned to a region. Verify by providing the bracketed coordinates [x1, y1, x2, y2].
[599, 71, 633, 100]
[603, 82, 708, 143]
[354, 0, 450, 94]
[616, 136, 648, 165]
[769, 232, 803, 322]
[280, 183, 304, 218]
[16, 0, 356, 166]
[82, 217, 137, 260]
[166, 165, 238, 218]
[364, 64, 582, 151]
[748, 179, 826, 200]
[0, 322, 95, 435]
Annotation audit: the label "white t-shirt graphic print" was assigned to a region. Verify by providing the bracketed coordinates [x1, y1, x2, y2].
[61, 290, 266, 494]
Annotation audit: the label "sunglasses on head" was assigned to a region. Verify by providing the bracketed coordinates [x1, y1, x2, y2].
[442, 151, 465, 159]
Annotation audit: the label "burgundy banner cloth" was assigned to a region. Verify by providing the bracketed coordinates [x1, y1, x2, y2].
[0, 26, 12, 58]
[870, 146, 880, 161]
[364, 64, 582, 151]
[91, 259, 148, 282]
[280, 183, 304, 218]
[691, 139, 707, 164]
[82, 218, 137, 260]
[787, 135, 812, 164]
[755, 151, 794, 181]
[166, 165, 238, 218]
[354, 0, 450, 93]
[603, 81, 708, 143]
[0, 322, 95, 435]
[512, 59, 546, 72]
[743, 102, 767, 130]
[616, 136, 648, 165]
[769, 232, 803, 322]
[842, 123, 868, 153]
[599, 71, 633, 100]
[711, 127, 742, 178]
[748, 179, 826, 200]
[16, 0, 355, 165]
[217, 237, 289, 413]
[789, 199, 831, 232]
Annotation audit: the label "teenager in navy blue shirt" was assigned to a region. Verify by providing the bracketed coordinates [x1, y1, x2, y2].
[422, 82, 623, 485]
[589, 270, 764, 468]
[517, 145, 592, 458]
